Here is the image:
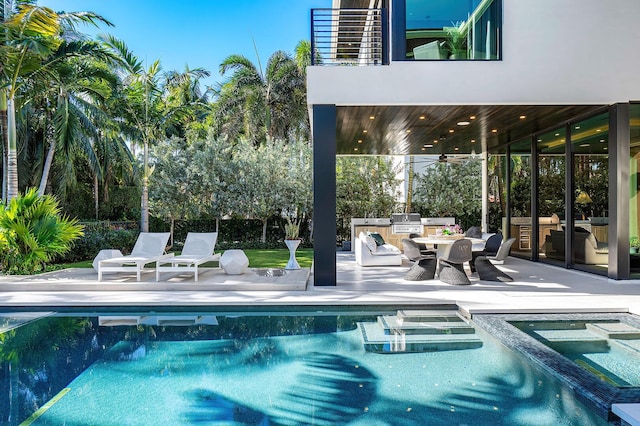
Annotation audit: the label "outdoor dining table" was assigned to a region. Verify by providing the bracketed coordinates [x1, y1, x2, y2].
[412, 236, 486, 258]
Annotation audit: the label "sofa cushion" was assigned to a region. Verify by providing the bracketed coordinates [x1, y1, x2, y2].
[374, 244, 401, 255]
[465, 226, 482, 238]
[368, 232, 385, 246]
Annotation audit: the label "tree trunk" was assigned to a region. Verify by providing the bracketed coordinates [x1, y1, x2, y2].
[0, 90, 8, 203]
[140, 140, 149, 232]
[169, 217, 174, 249]
[6, 97, 19, 201]
[93, 173, 99, 220]
[262, 218, 267, 243]
[38, 138, 56, 196]
[406, 156, 414, 213]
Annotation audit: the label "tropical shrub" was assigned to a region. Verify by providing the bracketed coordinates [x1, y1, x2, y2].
[0, 189, 84, 274]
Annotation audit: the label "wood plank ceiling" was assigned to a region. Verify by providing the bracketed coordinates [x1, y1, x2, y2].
[336, 104, 607, 156]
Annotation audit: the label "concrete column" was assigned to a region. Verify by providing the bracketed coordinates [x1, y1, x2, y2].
[312, 105, 337, 286]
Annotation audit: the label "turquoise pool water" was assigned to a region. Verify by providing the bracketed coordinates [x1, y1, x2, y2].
[0, 308, 610, 425]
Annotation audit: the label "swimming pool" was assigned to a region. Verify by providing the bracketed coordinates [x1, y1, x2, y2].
[0, 307, 614, 425]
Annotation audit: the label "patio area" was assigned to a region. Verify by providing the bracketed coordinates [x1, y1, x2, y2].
[0, 252, 639, 316]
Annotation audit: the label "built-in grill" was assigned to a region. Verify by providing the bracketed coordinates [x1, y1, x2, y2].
[391, 213, 422, 234]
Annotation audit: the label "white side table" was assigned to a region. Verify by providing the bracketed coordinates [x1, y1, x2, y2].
[92, 249, 123, 271]
[219, 250, 249, 275]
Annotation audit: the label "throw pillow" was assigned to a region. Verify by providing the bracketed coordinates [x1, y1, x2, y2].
[368, 232, 385, 246]
[364, 235, 377, 252]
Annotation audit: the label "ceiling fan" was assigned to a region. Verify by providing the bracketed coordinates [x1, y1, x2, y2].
[436, 153, 480, 164]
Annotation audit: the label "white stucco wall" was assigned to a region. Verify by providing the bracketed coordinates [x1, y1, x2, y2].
[307, 0, 640, 106]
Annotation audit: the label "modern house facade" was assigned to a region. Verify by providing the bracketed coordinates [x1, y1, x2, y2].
[308, 0, 640, 285]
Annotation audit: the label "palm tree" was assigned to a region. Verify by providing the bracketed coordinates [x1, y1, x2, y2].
[101, 35, 185, 231]
[0, 2, 112, 202]
[162, 65, 211, 139]
[33, 55, 117, 196]
[216, 48, 307, 144]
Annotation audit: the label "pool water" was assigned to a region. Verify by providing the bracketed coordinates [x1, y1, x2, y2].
[0, 309, 610, 425]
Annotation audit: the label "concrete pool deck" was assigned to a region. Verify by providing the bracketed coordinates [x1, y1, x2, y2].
[0, 253, 639, 316]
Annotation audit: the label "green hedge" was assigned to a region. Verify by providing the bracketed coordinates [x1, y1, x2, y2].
[59, 228, 140, 263]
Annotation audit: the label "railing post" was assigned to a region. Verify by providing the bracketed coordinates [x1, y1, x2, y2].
[310, 9, 316, 65]
[382, 8, 389, 65]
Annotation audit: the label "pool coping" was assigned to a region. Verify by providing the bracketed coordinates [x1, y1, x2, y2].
[473, 312, 640, 424]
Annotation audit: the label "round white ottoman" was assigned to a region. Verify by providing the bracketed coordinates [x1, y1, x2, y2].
[220, 250, 249, 275]
[92, 249, 123, 271]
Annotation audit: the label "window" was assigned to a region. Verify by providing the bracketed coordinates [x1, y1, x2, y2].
[405, 0, 502, 61]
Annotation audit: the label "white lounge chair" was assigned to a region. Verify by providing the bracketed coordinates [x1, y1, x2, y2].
[155, 232, 220, 281]
[98, 232, 173, 281]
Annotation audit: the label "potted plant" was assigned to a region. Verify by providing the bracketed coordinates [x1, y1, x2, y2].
[444, 21, 468, 60]
[630, 236, 640, 254]
[284, 217, 301, 269]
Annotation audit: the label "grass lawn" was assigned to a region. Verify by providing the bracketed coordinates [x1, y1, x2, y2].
[56, 249, 314, 270]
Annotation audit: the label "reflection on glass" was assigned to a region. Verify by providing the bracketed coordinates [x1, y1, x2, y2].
[630, 104, 640, 275]
[488, 152, 507, 234]
[509, 139, 532, 258]
[572, 113, 609, 273]
[537, 128, 566, 264]
[406, 0, 502, 60]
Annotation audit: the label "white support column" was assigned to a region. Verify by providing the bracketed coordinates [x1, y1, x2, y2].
[482, 150, 489, 232]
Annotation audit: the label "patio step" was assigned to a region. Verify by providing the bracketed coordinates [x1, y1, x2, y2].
[357, 321, 482, 353]
[377, 315, 475, 335]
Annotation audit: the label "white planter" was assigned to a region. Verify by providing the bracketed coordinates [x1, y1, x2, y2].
[285, 239, 301, 270]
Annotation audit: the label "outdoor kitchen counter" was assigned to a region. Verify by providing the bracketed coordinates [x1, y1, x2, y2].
[350, 217, 455, 253]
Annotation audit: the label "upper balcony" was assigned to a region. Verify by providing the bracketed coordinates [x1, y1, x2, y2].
[307, 0, 640, 108]
[310, 0, 502, 66]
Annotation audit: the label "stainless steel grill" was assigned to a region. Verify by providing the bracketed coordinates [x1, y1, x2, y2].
[391, 213, 422, 234]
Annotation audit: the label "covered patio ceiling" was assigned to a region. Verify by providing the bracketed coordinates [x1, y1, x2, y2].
[336, 104, 608, 156]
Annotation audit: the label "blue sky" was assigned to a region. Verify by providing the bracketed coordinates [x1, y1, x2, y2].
[43, 0, 329, 87]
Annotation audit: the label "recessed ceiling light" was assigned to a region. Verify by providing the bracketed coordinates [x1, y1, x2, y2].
[421, 147, 426, 151]
[471, 139, 476, 143]
[575, 126, 581, 130]
[433, 140, 438, 143]
[369, 115, 375, 120]
[491, 129, 498, 133]
[537, 139, 542, 142]
[419, 115, 426, 120]
[358, 139, 363, 143]
[579, 143, 589, 147]
[406, 129, 411, 133]
[454, 147, 459, 151]
[457, 121, 470, 126]
[520, 115, 526, 119]
[470, 115, 476, 120]
[555, 133, 560, 136]
[354, 148, 358, 151]
[363, 130, 368, 133]
[600, 139, 605, 142]
[424, 144, 433, 148]
[596, 129, 601, 132]
[604, 147, 608, 150]
[449, 129, 454, 133]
